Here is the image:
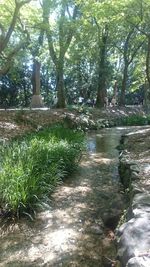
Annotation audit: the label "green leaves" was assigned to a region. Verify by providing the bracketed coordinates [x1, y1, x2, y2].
[0, 125, 84, 216]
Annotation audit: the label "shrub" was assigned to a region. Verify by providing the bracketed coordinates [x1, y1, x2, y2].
[0, 125, 84, 216]
[117, 115, 150, 126]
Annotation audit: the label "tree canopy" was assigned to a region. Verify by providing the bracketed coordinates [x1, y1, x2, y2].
[0, 0, 150, 109]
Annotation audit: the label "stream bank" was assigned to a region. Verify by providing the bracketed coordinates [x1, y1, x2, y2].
[0, 106, 146, 141]
[117, 126, 150, 267]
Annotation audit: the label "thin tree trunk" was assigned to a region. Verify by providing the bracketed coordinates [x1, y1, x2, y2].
[144, 35, 150, 112]
[95, 25, 108, 108]
[56, 61, 66, 108]
[119, 63, 128, 106]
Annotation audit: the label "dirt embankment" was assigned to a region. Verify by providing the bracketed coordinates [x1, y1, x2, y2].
[0, 106, 146, 141]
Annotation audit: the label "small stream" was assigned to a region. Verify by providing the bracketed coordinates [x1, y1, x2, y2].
[0, 127, 139, 267]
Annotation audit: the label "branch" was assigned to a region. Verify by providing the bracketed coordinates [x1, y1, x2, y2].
[59, 5, 66, 52]
[0, 23, 5, 37]
[126, 18, 148, 37]
[0, 41, 27, 76]
[46, 29, 58, 66]
[129, 38, 146, 64]
[15, 0, 31, 7]
[0, 0, 31, 53]
[61, 5, 78, 57]
[112, 43, 123, 54]
[66, 4, 72, 19]
[41, 0, 58, 66]
[0, 63, 12, 76]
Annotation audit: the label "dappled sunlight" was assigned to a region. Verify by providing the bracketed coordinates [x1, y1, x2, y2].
[53, 184, 92, 201]
[0, 128, 127, 266]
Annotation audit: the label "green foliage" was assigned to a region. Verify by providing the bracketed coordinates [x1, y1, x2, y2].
[0, 125, 84, 216]
[67, 104, 92, 114]
[117, 115, 150, 126]
[1, 0, 150, 107]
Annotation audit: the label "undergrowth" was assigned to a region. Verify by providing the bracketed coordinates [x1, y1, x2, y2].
[117, 114, 150, 126]
[0, 124, 85, 217]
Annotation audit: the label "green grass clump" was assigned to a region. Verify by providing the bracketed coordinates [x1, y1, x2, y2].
[0, 125, 84, 216]
[118, 115, 150, 126]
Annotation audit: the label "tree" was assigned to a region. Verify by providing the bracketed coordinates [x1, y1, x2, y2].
[122, 0, 150, 109]
[42, 0, 79, 108]
[0, 0, 31, 76]
[95, 22, 109, 108]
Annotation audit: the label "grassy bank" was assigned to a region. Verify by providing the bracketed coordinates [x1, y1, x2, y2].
[116, 114, 150, 126]
[0, 124, 85, 217]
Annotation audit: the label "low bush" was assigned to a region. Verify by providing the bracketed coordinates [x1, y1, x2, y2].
[0, 125, 84, 217]
[117, 115, 150, 126]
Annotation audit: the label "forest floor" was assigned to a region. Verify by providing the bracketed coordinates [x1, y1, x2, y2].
[0, 105, 146, 141]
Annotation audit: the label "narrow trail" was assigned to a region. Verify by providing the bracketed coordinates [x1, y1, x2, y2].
[0, 128, 126, 267]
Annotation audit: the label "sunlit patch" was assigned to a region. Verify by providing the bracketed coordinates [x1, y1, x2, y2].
[94, 157, 113, 164]
[28, 244, 41, 259]
[128, 128, 150, 135]
[80, 160, 92, 167]
[90, 155, 114, 164]
[143, 164, 150, 173]
[0, 122, 19, 129]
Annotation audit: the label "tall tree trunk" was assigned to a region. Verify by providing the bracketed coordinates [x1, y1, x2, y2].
[145, 35, 150, 112]
[56, 61, 65, 108]
[31, 59, 44, 108]
[96, 25, 108, 108]
[96, 52, 107, 108]
[23, 83, 28, 107]
[96, 53, 107, 108]
[119, 63, 128, 106]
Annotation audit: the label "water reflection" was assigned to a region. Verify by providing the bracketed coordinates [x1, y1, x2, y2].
[87, 126, 150, 154]
[87, 128, 121, 157]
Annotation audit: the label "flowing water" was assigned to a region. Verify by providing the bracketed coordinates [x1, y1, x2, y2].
[0, 127, 136, 267]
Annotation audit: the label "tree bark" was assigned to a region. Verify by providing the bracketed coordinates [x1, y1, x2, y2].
[31, 59, 44, 108]
[119, 63, 128, 106]
[144, 35, 150, 112]
[56, 60, 66, 108]
[96, 25, 108, 108]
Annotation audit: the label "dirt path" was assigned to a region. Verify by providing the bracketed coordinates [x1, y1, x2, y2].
[0, 129, 125, 267]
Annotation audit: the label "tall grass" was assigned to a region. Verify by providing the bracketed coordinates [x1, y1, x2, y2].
[0, 125, 84, 216]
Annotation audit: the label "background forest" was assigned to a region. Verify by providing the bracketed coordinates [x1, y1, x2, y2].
[0, 0, 150, 110]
